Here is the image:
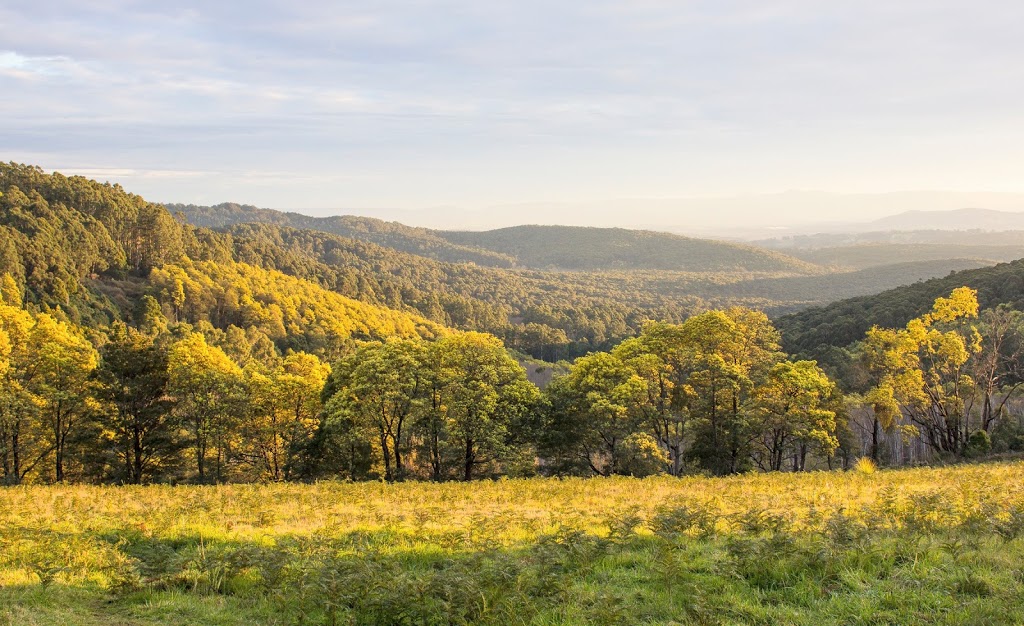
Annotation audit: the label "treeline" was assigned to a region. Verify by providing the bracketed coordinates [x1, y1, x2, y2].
[3, 163, 997, 364]
[0, 275, 333, 484]
[0, 163, 694, 360]
[0, 273, 847, 484]
[3, 263, 1023, 484]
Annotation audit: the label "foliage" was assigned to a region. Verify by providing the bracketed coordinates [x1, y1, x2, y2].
[778, 258, 1024, 362]
[440, 224, 819, 272]
[863, 288, 982, 455]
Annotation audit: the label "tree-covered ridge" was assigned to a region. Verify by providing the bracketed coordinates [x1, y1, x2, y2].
[215, 222, 715, 359]
[721, 258, 991, 315]
[777, 258, 1024, 360]
[169, 202, 518, 268]
[147, 260, 447, 357]
[175, 212, 978, 361]
[173, 202, 821, 273]
[0, 164, 186, 321]
[439, 224, 821, 272]
[784, 243, 1024, 270]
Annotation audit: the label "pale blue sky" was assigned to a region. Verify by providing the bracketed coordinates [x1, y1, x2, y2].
[2, 1, 1023, 229]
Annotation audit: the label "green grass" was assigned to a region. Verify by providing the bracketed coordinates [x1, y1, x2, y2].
[4, 464, 1024, 624]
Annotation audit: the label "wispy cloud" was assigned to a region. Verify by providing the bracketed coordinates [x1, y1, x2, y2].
[0, 51, 86, 79]
[1, 1, 1023, 222]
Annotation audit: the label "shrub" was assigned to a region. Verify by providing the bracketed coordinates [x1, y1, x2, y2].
[854, 457, 878, 474]
[617, 433, 669, 477]
[966, 430, 992, 458]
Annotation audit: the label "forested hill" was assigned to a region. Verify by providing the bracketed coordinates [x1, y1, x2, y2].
[0, 163, 445, 357]
[776, 258, 1024, 358]
[169, 203, 517, 268]
[7, 163, 1012, 365]
[438, 225, 819, 272]
[172, 203, 819, 274]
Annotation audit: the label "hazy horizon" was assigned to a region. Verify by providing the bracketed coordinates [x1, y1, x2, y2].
[166, 191, 1024, 237]
[4, 2, 1024, 229]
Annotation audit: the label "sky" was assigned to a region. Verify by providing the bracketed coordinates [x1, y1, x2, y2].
[3, 1, 1024, 232]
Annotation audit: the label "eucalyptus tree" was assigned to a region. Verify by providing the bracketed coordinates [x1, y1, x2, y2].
[753, 360, 841, 471]
[325, 339, 426, 481]
[23, 313, 99, 482]
[426, 332, 539, 481]
[864, 287, 981, 456]
[95, 324, 176, 484]
[168, 332, 244, 482]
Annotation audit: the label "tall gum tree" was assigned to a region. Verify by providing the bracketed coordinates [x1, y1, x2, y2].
[864, 287, 981, 456]
[753, 360, 841, 471]
[0, 281, 42, 484]
[428, 332, 538, 481]
[543, 350, 647, 476]
[168, 332, 243, 482]
[683, 308, 781, 475]
[325, 339, 425, 481]
[23, 313, 99, 482]
[95, 325, 175, 484]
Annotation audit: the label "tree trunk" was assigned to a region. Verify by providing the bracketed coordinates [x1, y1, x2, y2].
[394, 419, 404, 480]
[463, 437, 474, 481]
[54, 404, 65, 482]
[132, 422, 144, 484]
[11, 425, 21, 484]
[430, 419, 442, 481]
[871, 417, 880, 462]
[379, 427, 393, 482]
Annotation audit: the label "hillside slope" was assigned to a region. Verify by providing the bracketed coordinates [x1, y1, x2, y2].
[776, 258, 1024, 358]
[173, 204, 820, 274]
[439, 224, 820, 273]
[0, 164, 446, 357]
[723, 258, 991, 313]
[787, 244, 1024, 270]
[169, 203, 517, 268]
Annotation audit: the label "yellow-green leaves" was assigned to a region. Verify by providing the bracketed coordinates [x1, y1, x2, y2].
[863, 288, 982, 455]
[754, 360, 841, 470]
[168, 332, 244, 482]
[0, 273, 20, 306]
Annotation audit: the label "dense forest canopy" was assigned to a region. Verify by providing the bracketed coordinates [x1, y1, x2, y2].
[3, 162, 1024, 485]
[168, 199, 1004, 360]
[777, 258, 1024, 361]
[437, 225, 819, 272]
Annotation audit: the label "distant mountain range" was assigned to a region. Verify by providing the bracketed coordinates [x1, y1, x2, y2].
[864, 209, 1024, 232]
[180, 191, 1024, 237]
[714, 208, 1024, 241]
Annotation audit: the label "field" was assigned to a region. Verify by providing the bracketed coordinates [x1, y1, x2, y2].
[4, 463, 1024, 625]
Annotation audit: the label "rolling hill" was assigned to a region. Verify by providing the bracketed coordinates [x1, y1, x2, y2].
[173, 204, 820, 274]
[0, 164, 446, 358]
[721, 258, 992, 313]
[438, 225, 820, 273]
[168, 203, 517, 268]
[776, 258, 1024, 360]
[866, 208, 1024, 232]
[785, 244, 1024, 270]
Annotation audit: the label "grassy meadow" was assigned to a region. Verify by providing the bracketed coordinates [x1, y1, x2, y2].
[4, 462, 1024, 625]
